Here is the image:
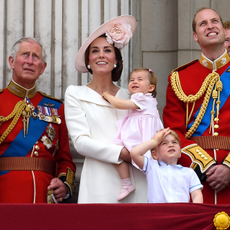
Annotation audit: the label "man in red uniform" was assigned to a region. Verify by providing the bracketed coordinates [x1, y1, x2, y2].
[224, 21, 230, 55]
[0, 37, 76, 203]
[163, 7, 230, 204]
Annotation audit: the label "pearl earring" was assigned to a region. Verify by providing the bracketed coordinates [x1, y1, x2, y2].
[114, 64, 117, 68]
[87, 64, 91, 69]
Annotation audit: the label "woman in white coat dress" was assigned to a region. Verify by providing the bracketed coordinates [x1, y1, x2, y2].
[65, 15, 148, 203]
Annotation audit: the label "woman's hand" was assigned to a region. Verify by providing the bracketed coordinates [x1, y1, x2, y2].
[119, 147, 131, 163]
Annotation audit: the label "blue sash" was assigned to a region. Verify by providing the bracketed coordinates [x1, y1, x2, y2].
[0, 96, 61, 175]
[188, 67, 230, 137]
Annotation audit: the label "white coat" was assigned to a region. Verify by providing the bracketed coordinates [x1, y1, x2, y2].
[65, 85, 148, 203]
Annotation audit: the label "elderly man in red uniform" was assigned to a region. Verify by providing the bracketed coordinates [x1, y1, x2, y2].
[163, 7, 230, 204]
[0, 37, 76, 203]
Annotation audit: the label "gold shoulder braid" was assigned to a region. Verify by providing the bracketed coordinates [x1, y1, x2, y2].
[0, 98, 36, 144]
[171, 70, 222, 139]
[0, 100, 27, 144]
[38, 91, 62, 103]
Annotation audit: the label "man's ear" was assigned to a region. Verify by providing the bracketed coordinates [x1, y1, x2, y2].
[40, 62, 47, 75]
[193, 31, 198, 43]
[223, 27, 226, 37]
[8, 56, 15, 69]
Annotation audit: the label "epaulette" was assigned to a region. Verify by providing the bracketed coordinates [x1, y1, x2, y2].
[38, 91, 63, 103]
[171, 59, 198, 73]
[0, 89, 3, 94]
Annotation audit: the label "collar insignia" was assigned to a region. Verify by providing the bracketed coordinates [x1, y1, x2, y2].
[44, 102, 55, 107]
[7, 80, 36, 99]
[199, 50, 230, 70]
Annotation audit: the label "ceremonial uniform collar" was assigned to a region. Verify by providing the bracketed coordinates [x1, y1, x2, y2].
[199, 50, 230, 70]
[7, 80, 37, 99]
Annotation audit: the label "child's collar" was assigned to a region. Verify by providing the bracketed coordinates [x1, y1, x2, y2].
[158, 160, 183, 168]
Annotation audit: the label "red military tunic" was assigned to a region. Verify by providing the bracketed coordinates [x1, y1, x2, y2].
[163, 50, 230, 204]
[0, 80, 76, 203]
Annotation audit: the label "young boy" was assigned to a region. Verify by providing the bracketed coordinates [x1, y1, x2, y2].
[130, 128, 203, 203]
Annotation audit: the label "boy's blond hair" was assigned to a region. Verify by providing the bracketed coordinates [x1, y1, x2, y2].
[151, 129, 181, 152]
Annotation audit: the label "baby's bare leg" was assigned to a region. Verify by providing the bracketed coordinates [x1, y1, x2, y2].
[114, 162, 130, 179]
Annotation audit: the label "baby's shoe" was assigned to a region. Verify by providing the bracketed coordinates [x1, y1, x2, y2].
[117, 178, 135, 201]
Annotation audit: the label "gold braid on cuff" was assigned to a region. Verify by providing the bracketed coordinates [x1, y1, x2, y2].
[182, 144, 216, 173]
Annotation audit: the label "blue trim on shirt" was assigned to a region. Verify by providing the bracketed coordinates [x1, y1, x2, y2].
[143, 156, 149, 172]
[190, 184, 203, 191]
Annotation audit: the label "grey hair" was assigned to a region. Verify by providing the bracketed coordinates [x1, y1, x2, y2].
[10, 37, 47, 64]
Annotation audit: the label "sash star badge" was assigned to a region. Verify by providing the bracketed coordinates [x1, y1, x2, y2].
[46, 124, 56, 141]
[41, 135, 53, 149]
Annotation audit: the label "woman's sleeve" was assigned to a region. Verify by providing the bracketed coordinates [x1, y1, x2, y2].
[64, 86, 123, 164]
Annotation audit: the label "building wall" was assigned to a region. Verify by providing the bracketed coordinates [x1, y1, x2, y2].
[1, 0, 230, 202]
[132, 0, 178, 117]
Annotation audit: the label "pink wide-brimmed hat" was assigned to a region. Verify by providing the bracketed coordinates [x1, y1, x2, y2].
[75, 15, 137, 73]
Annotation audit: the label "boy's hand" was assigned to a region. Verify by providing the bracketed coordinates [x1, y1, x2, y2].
[152, 128, 171, 145]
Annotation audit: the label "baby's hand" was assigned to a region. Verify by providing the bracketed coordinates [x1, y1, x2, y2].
[102, 91, 109, 98]
[102, 91, 111, 100]
[152, 128, 171, 144]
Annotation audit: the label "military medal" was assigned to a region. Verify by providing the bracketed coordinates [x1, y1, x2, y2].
[37, 105, 61, 124]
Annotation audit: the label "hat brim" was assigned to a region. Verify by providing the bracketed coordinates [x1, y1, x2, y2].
[75, 15, 137, 73]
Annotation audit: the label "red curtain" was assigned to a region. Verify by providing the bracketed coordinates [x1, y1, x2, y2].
[1, 203, 229, 230]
